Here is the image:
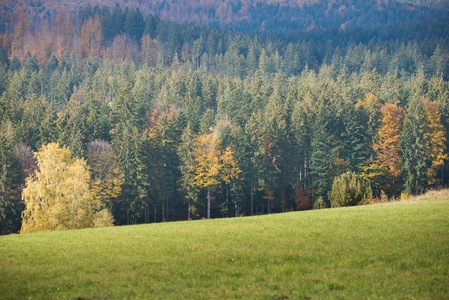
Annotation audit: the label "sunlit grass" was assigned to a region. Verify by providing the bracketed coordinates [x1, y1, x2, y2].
[1, 190, 448, 299]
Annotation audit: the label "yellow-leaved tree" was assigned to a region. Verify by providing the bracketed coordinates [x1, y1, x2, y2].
[21, 143, 113, 233]
[192, 130, 240, 219]
[362, 103, 405, 196]
[424, 100, 448, 185]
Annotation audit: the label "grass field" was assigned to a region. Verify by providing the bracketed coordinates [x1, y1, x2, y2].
[1, 190, 449, 299]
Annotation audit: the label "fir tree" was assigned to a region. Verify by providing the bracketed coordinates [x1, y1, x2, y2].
[401, 97, 428, 194]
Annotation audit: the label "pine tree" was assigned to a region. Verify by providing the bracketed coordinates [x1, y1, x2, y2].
[310, 90, 338, 204]
[263, 85, 292, 212]
[110, 81, 138, 137]
[291, 90, 314, 192]
[401, 97, 428, 194]
[112, 125, 146, 225]
[329, 171, 372, 207]
[341, 100, 372, 172]
[178, 124, 199, 219]
[0, 125, 22, 234]
[87, 140, 124, 208]
[144, 109, 181, 222]
[84, 91, 111, 142]
[245, 111, 266, 215]
[310, 105, 333, 203]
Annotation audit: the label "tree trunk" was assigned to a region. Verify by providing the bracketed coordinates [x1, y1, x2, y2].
[144, 198, 148, 223]
[162, 200, 165, 222]
[207, 186, 211, 219]
[154, 204, 156, 223]
[442, 164, 444, 186]
[188, 201, 191, 220]
[166, 195, 169, 222]
[282, 191, 285, 213]
[226, 185, 229, 218]
[250, 180, 254, 216]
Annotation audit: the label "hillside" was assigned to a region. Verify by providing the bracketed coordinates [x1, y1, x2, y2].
[1, 190, 448, 299]
[1, 0, 449, 234]
[1, 0, 447, 31]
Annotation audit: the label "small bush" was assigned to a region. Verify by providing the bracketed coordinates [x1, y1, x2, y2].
[313, 197, 327, 209]
[401, 192, 410, 200]
[295, 188, 312, 210]
[380, 190, 389, 203]
[92, 209, 114, 228]
[329, 171, 372, 207]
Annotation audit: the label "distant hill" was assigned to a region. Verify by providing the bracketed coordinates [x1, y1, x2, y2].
[2, 0, 447, 32]
[393, 0, 449, 10]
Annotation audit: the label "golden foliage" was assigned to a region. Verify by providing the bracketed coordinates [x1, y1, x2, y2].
[424, 100, 448, 185]
[191, 131, 241, 189]
[21, 143, 104, 233]
[92, 209, 115, 228]
[363, 102, 405, 195]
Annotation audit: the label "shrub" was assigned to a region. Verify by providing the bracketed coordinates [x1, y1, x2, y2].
[313, 197, 327, 209]
[329, 171, 372, 207]
[92, 209, 115, 228]
[295, 188, 312, 210]
[400, 192, 410, 200]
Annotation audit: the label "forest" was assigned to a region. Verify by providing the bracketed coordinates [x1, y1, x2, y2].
[0, 0, 449, 234]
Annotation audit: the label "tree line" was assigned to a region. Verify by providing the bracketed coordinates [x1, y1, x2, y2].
[1, 0, 446, 33]
[0, 4, 448, 234]
[1, 53, 448, 233]
[1, 4, 448, 80]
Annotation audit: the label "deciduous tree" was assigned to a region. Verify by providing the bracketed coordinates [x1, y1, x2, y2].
[191, 129, 240, 219]
[422, 100, 447, 186]
[365, 103, 405, 196]
[21, 143, 110, 233]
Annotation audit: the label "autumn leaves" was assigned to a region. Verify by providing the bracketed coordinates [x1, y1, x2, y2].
[21, 143, 114, 233]
[361, 94, 447, 196]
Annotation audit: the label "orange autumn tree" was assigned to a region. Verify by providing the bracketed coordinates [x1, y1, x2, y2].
[191, 129, 240, 219]
[363, 103, 405, 196]
[140, 34, 160, 66]
[424, 100, 448, 185]
[80, 16, 102, 59]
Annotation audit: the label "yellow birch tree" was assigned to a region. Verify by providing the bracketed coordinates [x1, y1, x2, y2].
[21, 143, 111, 233]
[191, 130, 240, 219]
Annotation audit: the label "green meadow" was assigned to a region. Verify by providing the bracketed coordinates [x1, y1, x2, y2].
[1, 191, 449, 299]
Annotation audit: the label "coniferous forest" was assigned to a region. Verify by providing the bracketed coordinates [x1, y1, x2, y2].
[1, 0, 449, 234]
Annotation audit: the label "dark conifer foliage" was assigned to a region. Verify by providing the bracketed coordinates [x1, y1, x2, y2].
[0, 1, 448, 231]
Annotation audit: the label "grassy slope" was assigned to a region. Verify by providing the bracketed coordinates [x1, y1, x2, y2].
[1, 191, 449, 299]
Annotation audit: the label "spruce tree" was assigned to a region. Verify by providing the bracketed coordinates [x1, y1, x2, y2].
[401, 97, 428, 194]
[178, 124, 199, 219]
[0, 127, 22, 234]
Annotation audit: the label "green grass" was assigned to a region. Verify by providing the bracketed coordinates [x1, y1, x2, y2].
[1, 191, 449, 299]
